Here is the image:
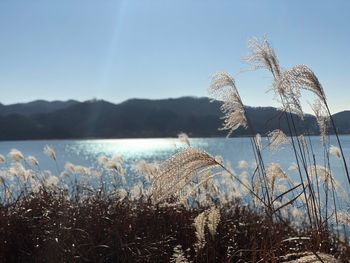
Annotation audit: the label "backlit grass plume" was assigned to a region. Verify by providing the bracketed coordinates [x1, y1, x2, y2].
[311, 99, 330, 143]
[277, 64, 326, 102]
[245, 36, 281, 80]
[274, 65, 327, 118]
[209, 72, 247, 136]
[9, 149, 24, 162]
[245, 37, 305, 117]
[44, 145, 56, 161]
[151, 148, 220, 203]
[267, 129, 289, 151]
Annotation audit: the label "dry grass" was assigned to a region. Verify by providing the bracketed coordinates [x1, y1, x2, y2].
[1, 190, 348, 262]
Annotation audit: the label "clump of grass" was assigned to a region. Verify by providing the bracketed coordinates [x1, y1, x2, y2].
[1, 189, 348, 262]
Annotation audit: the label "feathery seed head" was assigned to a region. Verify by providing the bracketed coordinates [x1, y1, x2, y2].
[133, 160, 159, 181]
[266, 163, 288, 193]
[238, 160, 249, 169]
[245, 36, 281, 80]
[273, 70, 304, 118]
[60, 171, 69, 178]
[9, 149, 24, 162]
[74, 165, 91, 175]
[64, 162, 76, 173]
[100, 155, 125, 176]
[178, 132, 190, 147]
[9, 163, 26, 178]
[31, 179, 42, 193]
[329, 145, 341, 159]
[288, 163, 299, 172]
[214, 155, 224, 165]
[209, 72, 236, 92]
[311, 99, 330, 144]
[279, 65, 326, 102]
[151, 148, 220, 203]
[43, 145, 56, 161]
[171, 245, 190, 263]
[27, 156, 39, 166]
[209, 72, 248, 136]
[98, 155, 109, 165]
[193, 211, 207, 251]
[275, 65, 326, 118]
[268, 129, 289, 151]
[267, 163, 288, 180]
[45, 175, 59, 188]
[245, 37, 302, 115]
[207, 207, 221, 238]
[0, 154, 6, 163]
[307, 165, 336, 187]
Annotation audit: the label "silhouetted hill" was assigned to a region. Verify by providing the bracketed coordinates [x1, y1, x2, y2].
[0, 97, 348, 140]
[0, 100, 79, 116]
[332, 111, 350, 134]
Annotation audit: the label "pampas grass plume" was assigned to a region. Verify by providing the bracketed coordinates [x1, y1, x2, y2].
[9, 148, 24, 162]
[43, 145, 56, 161]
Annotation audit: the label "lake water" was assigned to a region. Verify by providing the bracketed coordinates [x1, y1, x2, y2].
[1, 136, 350, 187]
[1, 136, 350, 213]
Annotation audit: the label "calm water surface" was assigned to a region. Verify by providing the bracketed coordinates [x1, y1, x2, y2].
[1, 136, 350, 187]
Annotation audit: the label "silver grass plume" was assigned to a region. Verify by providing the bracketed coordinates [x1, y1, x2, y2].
[98, 155, 125, 176]
[65, 162, 76, 173]
[9, 149, 24, 162]
[43, 145, 56, 161]
[151, 148, 220, 203]
[274, 73, 303, 118]
[277, 64, 326, 102]
[27, 156, 39, 166]
[245, 36, 281, 80]
[311, 100, 329, 144]
[207, 206, 221, 238]
[133, 160, 159, 182]
[245, 37, 304, 117]
[45, 175, 59, 188]
[193, 207, 221, 251]
[238, 160, 248, 169]
[193, 210, 207, 252]
[329, 145, 341, 159]
[268, 129, 289, 151]
[275, 65, 326, 118]
[209, 72, 247, 136]
[307, 165, 339, 189]
[266, 163, 288, 194]
[178, 132, 190, 147]
[171, 245, 190, 263]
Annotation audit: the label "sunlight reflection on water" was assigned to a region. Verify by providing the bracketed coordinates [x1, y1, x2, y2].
[0, 136, 350, 189]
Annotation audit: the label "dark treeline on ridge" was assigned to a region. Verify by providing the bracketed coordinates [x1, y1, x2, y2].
[0, 97, 349, 140]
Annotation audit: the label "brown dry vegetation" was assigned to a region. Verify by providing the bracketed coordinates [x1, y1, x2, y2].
[1, 190, 349, 262]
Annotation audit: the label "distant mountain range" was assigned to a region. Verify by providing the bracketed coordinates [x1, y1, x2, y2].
[0, 100, 79, 116]
[0, 97, 349, 140]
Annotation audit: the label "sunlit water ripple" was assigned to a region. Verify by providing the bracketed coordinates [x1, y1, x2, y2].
[1, 136, 350, 193]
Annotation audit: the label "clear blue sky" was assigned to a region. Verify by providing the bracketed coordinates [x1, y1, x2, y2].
[0, 0, 349, 113]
